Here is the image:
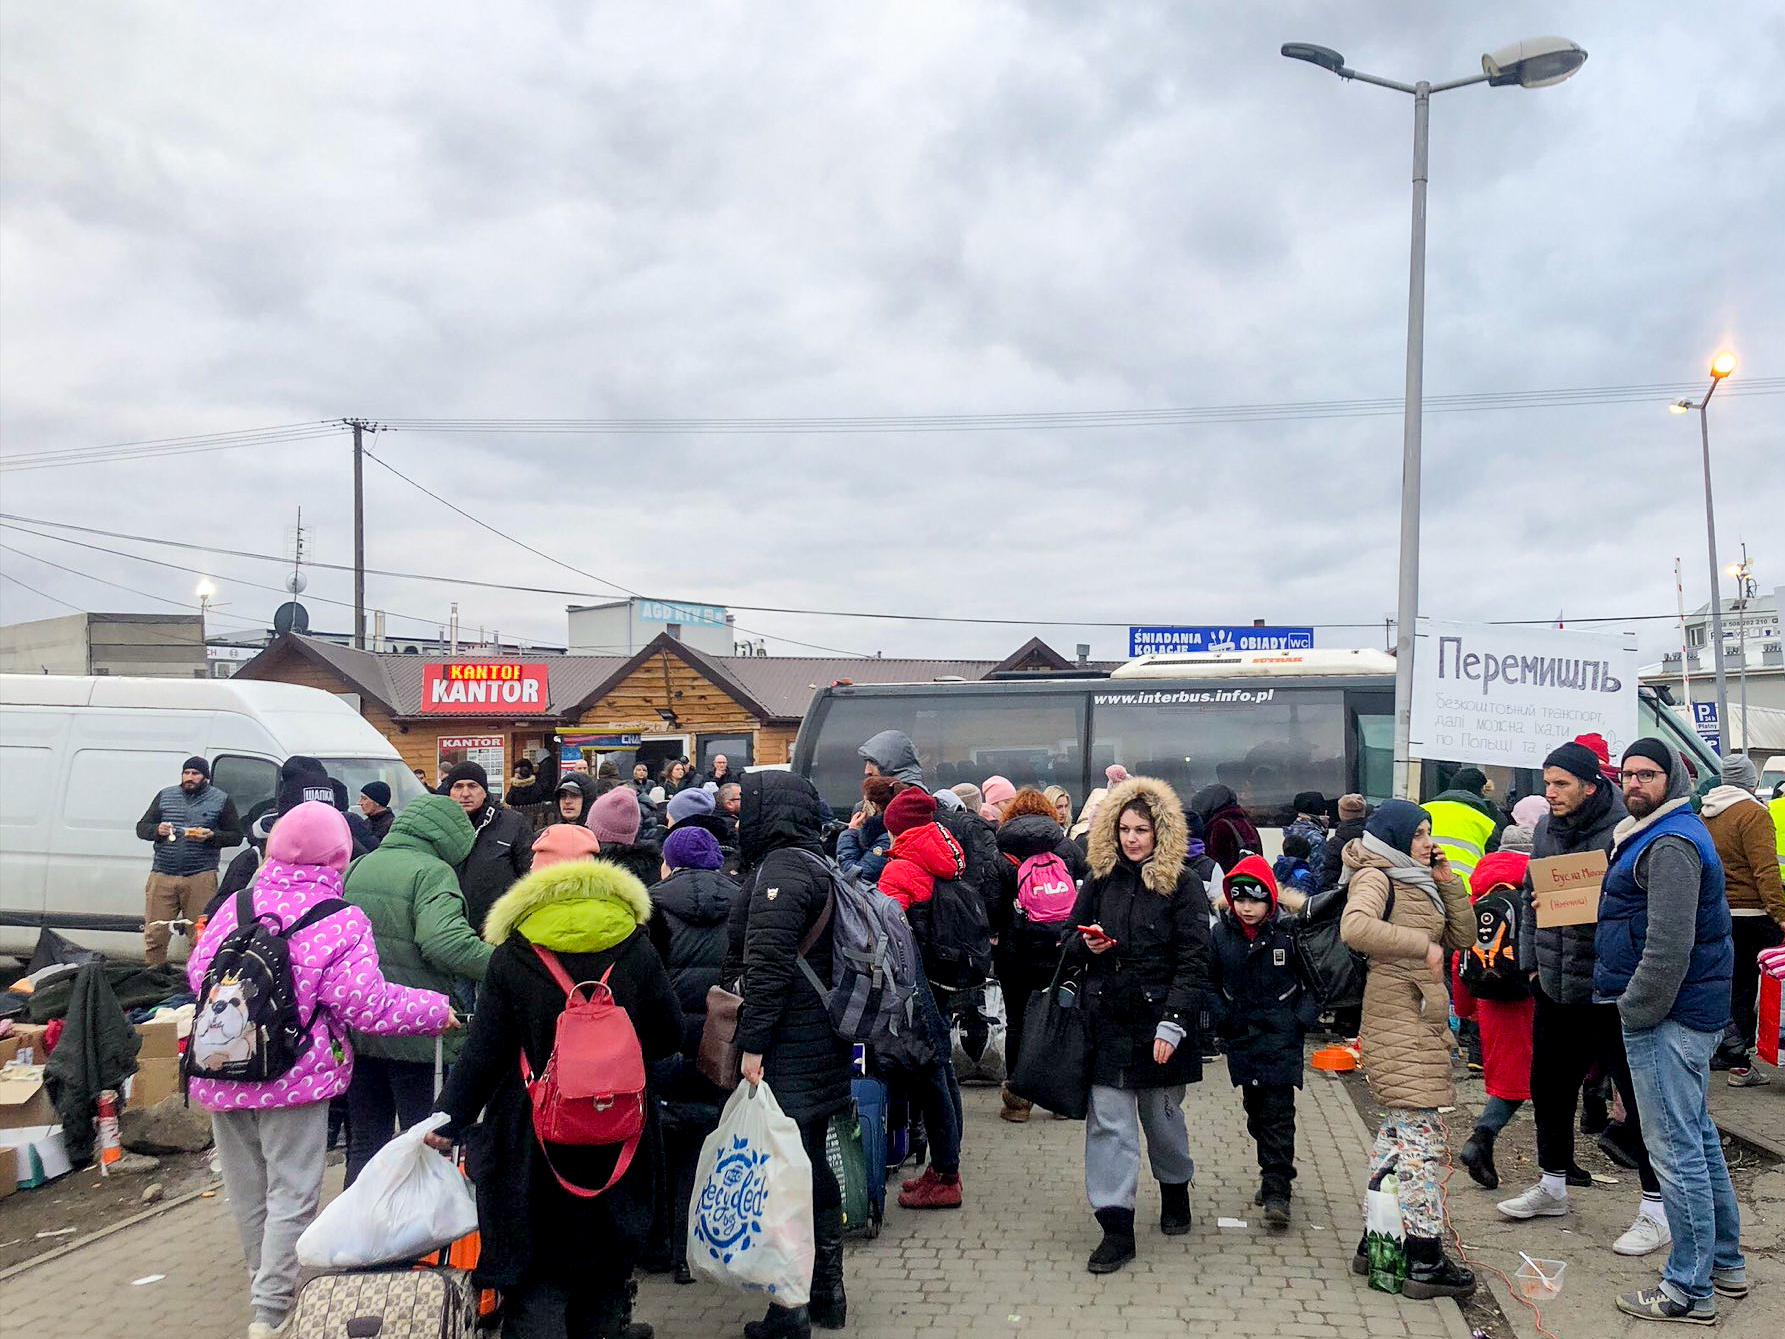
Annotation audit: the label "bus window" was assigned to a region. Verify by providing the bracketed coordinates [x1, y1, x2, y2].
[804, 691, 1084, 811]
[1089, 688, 1346, 826]
[1355, 709, 1394, 806]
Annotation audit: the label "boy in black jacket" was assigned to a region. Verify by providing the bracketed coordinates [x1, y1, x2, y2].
[1210, 855, 1309, 1229]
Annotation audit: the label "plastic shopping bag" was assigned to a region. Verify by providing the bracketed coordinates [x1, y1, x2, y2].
[1364, 1158, 1407, 1295]
[297, 1112, 478, 1268]
[688, 1080, 815, 1308]
[950, 982, 1008, 1085]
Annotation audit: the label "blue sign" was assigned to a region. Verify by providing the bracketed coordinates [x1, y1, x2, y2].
[1129, 625, 1315, 657]
[1692, 701, 1721, 754]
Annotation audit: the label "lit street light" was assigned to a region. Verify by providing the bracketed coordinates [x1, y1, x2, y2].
[1281, 36, 1587, 798]
[1671, 352, 1738, 753]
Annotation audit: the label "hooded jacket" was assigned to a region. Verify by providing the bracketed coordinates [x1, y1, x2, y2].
[934, 803, 1004, 939]
[1516, 778, 1627, 1003]
[1189, 784, 1262, 875]
[436, 858, 680, 1288]
[858, 729, 925, 786]
[649, 865, 743, 1069]
[1209, 856, 1306, 1089]
[1066, 777, 1213, 1090]
[342, 795, 492, 1065]
[1701, 784, 1785, 921]
[723, 772, 853, 1124]
[456, 800, 536, 933]
[995, 812, 1088, 947]
[188, 802, 452, 1111]
[552, 773, 602, 827]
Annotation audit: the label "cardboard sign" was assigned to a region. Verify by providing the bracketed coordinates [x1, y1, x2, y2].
[1529, 850, 1608, 928]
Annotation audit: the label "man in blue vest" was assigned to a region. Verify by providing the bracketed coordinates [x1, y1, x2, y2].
[134, 756, 243, 963]
[1600, 738, 1744, 1325]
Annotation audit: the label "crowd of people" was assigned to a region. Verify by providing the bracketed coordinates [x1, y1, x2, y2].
[148, 720, 1785, 1337]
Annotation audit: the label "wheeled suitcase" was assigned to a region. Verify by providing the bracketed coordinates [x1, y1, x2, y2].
[851, 1074, 889, 1235]
[286, 1265, 478, 1339]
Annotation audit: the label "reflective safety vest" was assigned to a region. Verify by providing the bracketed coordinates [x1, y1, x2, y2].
[1426, 799, 1497, 879]
[1772, 794, 1785, 864]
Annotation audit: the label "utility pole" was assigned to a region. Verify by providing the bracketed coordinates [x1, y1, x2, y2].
[345, 419, 370, 649]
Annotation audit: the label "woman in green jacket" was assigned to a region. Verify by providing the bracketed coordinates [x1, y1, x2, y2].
[340, 794, 494, 1184]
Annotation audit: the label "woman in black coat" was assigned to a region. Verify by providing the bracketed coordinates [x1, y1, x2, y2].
[1065, 776, 1212, 1275]
[433, 855, 680, 1339]
[723, 771, 852, 1339]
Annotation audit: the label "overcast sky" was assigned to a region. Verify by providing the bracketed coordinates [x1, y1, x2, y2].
[2, 2, 1780, 664]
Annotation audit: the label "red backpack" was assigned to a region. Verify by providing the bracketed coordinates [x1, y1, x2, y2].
[520, 944, 647, 1199]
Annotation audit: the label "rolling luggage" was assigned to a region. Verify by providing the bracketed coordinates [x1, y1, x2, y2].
[850, 1074, 889, 1237]
[287, 1265, 478, 1339]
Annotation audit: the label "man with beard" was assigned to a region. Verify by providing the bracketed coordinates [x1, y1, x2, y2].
[1603, 739, 1743, 1325]
[443, 760, 534, 933]
[135, 756, 243, 963]
[1499, 738, 1669, 1261]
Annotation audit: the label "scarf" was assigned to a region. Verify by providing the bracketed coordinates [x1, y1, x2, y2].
[1359, 831, 1444, 913]
[1612, 795, 1691, 850]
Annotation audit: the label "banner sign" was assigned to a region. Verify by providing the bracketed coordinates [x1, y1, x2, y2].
[1409, 620, 1638, 769]
[1128, 625, 1314, 656]
[421, 661, 549, 713]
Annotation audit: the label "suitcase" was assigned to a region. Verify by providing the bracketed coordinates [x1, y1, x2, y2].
[851, 1074, 889, 1235]
[287, 1265, 478, 1339]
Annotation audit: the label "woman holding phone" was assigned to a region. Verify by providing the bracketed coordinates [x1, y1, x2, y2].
[1065, 776, 1213, 1274]
[1338, 798, 1477, 1300]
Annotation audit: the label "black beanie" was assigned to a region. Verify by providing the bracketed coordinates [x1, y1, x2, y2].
[1449, 767, 1488, 795]
[1543, 741, 1602, 785]
[442, 760, 489, 793]
[182, 755, 210, 779]
[360, 780, 391, 807]
[1621, 737, 1674, 779]
[1365, 798, 1432, 857]
[1292, 790, 1326, 816]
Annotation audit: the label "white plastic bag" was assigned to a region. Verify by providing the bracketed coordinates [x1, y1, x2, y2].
[688, 1079, 815, 1307]
[1364, 1166, 1407, 1294]
[297, 1112, 477, 1267]
[950, 982, 1008, 1085]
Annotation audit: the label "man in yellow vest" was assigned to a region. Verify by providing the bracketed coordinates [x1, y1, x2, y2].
[1426, 766, 1506, 880]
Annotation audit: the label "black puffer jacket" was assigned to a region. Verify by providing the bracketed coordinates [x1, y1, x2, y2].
[994, 813, 1087, 948]
[456, 803, 535, 932]
[937, 805, 1004, 934]
[673, 813, 743, 879]
[1210, 906, 1306, 1089]
[1321, 816, 1367, 891]
[597, 840, 664, 891]
[650, 867, 742, 1064]
[1517, 781, 1627, 1004]
[724, 772, 853, 1125]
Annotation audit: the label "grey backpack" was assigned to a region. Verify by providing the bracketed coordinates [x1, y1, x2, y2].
[792, 851, 920, 1044]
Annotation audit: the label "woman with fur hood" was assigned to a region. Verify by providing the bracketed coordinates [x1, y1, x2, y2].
[432, 847, 681, 1338]
[1064, 776, 1213, 1274]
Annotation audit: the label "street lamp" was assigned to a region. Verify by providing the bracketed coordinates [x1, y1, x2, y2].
[1281, 36, 1587, 798]
[1671, 351, 1738, 753]
[1727, 544, 1756, 751]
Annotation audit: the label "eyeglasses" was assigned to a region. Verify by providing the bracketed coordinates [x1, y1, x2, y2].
[1618, 768, 1665, 785]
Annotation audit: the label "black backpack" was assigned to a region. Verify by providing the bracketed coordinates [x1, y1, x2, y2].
[1458, 890, 1528, 1001]
[921, 876, 993, 995]
[1294, 885, 1394, 1013]
[183, 886, 348, 1084]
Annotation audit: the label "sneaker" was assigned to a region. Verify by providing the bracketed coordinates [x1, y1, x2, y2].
[900, 1165, 937, 1194]
[1712, 1268, 1750, 1299]
[1614, 1212, 1673, 1257]
[1496, 1182, 1569, 1220]
[1728, 1067, 1771, 1087]
[1615, 1286, 1715, 1325]
[898, 1170, 962, 1210]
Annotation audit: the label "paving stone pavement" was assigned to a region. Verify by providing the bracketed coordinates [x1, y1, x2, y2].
[1710, 1055, 1785, 1158]
[0, 1070, 1468, 1339]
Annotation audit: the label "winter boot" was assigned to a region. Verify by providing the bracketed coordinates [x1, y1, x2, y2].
[900, 1164, 936, 1194]
[899, 1169, 962, 1209]
[1351, 1233, 1370, 1276]
[1261, 1186, 1291, 1230]
[1087, 1207, 1137, 1274]
[1401, 1235, 1476, 1300]
[999, 1083, 1033, 1123]
[808, 1205, 847, 1330]
[1459, 1127, 1498, 1190]
[744, 1305, 811, 1339]
[1159, 1182, 1192, 1236]
[618, 1277, 653, 1339]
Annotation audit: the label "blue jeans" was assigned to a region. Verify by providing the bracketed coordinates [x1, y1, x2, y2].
[1622, 1019, 1745, 1304]
[908, 974, 963, 1173]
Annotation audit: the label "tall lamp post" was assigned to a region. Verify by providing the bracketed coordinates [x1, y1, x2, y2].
[1671, 350, 1738, 753]
[1727, 543, 1756, 751]
[1282, 36, 1588, 798]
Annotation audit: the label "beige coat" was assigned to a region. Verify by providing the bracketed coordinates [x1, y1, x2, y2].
[1339, 839, 1473, 1110]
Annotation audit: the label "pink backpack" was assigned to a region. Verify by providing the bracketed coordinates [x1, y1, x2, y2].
[1015, 851, 1077, 924]
[520, 945, 647, 1199]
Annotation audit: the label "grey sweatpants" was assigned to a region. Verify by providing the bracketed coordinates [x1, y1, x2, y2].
[212, 1100, 329, 1325]
[1085, 1083, 1195, 1212]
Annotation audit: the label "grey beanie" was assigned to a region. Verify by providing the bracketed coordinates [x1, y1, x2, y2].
[1722, 753, 1760, 792]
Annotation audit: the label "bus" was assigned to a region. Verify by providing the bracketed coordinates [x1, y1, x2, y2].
[791, 649, 1721, 829]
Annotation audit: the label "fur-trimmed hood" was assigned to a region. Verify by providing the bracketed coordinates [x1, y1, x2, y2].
[482, 855, 653, 952]
[1087, 776, 1189, 893]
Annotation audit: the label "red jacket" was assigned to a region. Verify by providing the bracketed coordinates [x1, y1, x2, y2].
[879, 821, 965, 910]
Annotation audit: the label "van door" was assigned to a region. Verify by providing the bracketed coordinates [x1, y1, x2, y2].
[0, 707, 68, 955]
[210, 753, 280, 829]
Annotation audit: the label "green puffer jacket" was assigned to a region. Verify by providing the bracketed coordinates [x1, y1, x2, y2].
[343, 795, 492, 1064]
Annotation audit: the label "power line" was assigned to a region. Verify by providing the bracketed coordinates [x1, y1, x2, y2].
[0, 423, 346, 473]
[0, 541, 263, 630]
[0, 569, 85, 613]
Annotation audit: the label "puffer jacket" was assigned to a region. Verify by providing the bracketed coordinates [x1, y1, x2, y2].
[187, 802, 451, 1111]
[724, 772, 853, 1125]
[1065, 777, 1213, 1089]
[343, 795, 492, 1064]
[649, 865, 742, 1065]
[457, 802, 536, 932]
[1339, 839, 1473, 1109]
[1516, 781, 1627, 1003]
[1190, 785, 1262, 874]
[936, 804, 1004, 935]
[1209, 856, 1306, 1089]
[995, 812, 1086, 949]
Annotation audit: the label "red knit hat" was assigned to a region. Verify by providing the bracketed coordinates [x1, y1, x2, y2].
[1575, 732, 1619, 784]
[884, 787, 938, 837]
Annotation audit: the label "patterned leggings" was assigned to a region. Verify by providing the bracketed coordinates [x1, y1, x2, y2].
[1368, 1109, 1446, 1238]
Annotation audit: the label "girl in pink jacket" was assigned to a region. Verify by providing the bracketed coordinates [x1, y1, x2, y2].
[187, 800, 453, 1337]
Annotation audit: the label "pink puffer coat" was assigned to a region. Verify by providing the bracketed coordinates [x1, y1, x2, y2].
[186, 801, 451, 1111]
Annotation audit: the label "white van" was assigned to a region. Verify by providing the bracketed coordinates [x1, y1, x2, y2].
[0, 674, 427, 961]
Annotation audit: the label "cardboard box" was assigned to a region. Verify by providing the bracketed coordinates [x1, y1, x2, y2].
[0, 1065, 55, 1130]
[0, 1124, 72, 1187]
[4, 1024, 50, 1065]
[127, 1057, 181, 1108]
[0, 1144, 17, 1198]
[136, 1016, 181, 1060]
[0, 1036, 17, 1068]
[1530, 849, 1609, 928]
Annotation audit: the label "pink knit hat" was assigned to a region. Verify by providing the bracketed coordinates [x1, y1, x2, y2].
[532, 823, 602, 869]
[1105, 764, 1130, 785]
[981, 776, 1016, 807]
[587, 786, 643, 846]
[266, 800, 352, 872]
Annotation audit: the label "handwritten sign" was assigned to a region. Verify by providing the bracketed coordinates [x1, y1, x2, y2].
[1529, 850, 1608, 928]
